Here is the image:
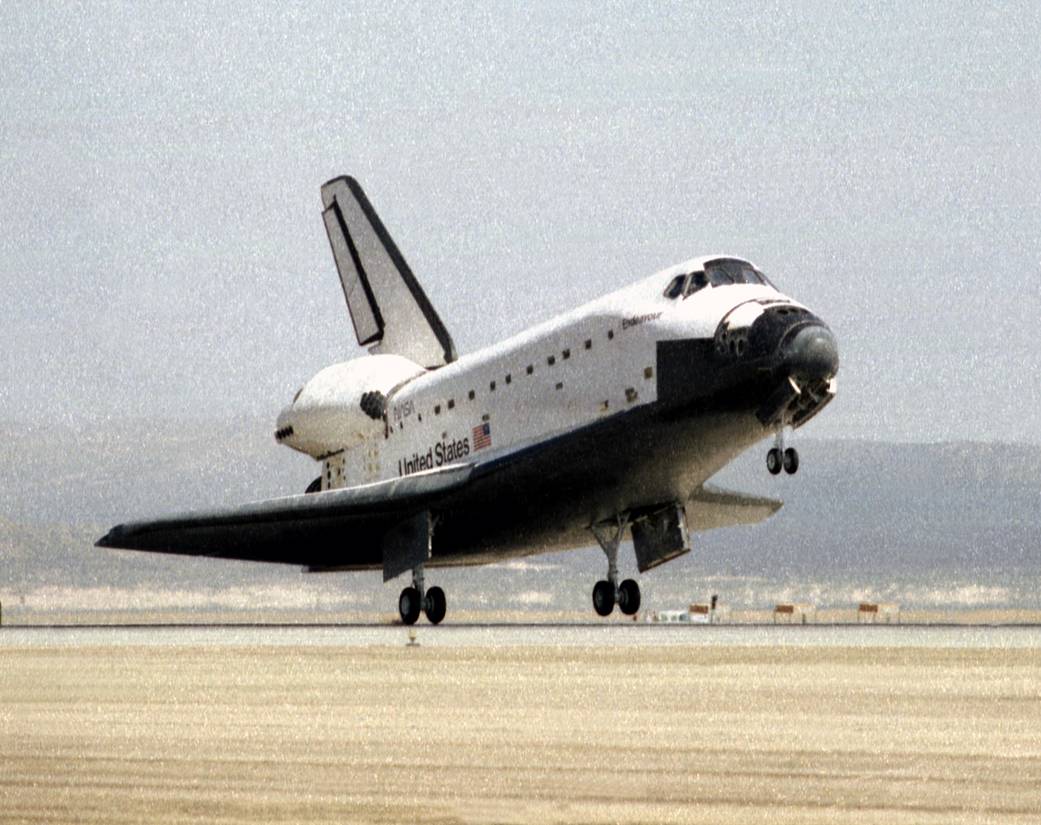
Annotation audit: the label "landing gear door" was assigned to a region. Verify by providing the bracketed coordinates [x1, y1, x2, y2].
[382, 510, 432, 582]
[631, 504, 690, 573]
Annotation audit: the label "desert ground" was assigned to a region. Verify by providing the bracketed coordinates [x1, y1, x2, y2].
[2, 636, 1040, 824]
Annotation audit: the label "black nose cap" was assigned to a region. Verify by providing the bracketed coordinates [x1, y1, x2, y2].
[785, 325, 839, 381]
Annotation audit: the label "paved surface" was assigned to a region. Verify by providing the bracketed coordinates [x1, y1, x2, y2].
[2, 634, 1040, 823]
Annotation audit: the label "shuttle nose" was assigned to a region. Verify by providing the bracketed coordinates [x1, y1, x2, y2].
[784, 324, 839, 382]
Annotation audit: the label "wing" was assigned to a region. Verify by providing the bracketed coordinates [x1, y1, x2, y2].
[686, 484, 782, 530]
[96, 464, 472, 572]
[321, 176, 456, 369]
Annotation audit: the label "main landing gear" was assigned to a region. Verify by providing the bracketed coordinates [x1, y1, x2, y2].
[767, 430, 799, 476]
[590, 517, 641, 617]
[398, 565, 446, 625]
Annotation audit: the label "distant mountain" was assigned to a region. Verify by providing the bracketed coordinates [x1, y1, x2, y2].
[0, 418, 313, 526]
[1, 420, 1038, 611]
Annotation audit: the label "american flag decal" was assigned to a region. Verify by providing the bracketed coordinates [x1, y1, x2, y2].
[472, 422, 492, 451]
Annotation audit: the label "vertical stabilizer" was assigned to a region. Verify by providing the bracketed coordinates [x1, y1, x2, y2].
[321, 177, 457, 368]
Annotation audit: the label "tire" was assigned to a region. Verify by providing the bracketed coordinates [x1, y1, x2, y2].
[767, 448, 782, 475]
[398, 587, 422, 625]
[424, 586, 447, 625]
[592, 580, 615, 617]
[783, 447, 800, 475]
[618, 579, 641, 616]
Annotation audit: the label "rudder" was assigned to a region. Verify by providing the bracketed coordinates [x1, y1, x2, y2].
[321, 176, 456, 368]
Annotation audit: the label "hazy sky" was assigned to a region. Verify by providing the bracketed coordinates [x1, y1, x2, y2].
[2, 2, 1039, 443]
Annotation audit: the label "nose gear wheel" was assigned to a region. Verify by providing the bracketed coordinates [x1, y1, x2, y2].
[768, 428, 800, 476]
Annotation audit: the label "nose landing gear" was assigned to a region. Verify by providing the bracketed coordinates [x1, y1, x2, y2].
[767, 431, 799, 475]
[591, 517, 641, 617]
[398, 566, 446, 625]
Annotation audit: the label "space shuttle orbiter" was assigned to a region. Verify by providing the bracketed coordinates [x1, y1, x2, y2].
[99, 176, 839, 625]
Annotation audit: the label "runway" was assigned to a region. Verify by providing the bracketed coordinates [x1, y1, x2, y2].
[5, 622, 1041, 649]
[2, 625, 1039, 824]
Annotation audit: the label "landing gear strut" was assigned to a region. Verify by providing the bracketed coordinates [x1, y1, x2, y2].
[767, 430, 799, 476]
[398, 566, 446, 625]
[590, 517, 641, 617]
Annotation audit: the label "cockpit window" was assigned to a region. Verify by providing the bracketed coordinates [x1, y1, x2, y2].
[666, 260, 773, 301]
[685, 271, 708, 296]
[662, 272, 687, 299]
[663, 274, 687, 299]
[704, 258, 771, 287]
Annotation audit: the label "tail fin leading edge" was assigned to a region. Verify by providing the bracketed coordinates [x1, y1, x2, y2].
[320, 176, 457, 368]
